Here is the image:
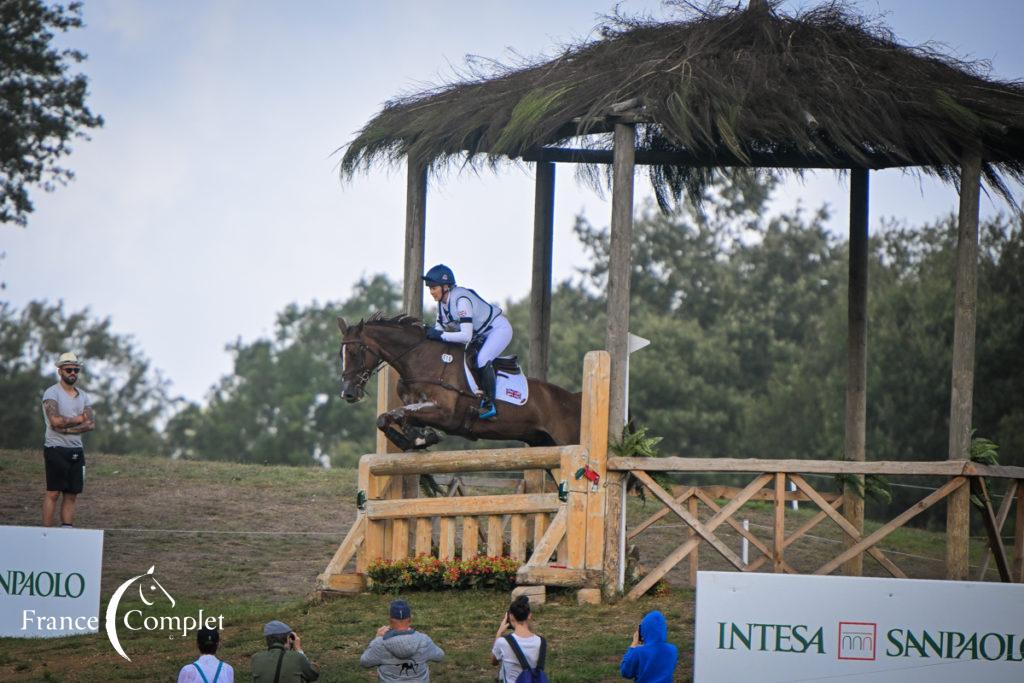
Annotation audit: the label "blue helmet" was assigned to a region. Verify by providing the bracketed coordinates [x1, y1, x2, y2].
[422, 264, 456, 287]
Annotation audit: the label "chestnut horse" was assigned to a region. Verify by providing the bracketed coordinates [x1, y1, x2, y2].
[337, 313, 581, 449]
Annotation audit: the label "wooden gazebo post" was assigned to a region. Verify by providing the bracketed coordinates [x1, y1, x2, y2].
[947, 146, 982, 580]
[529, 161, 556, 382]
[525, 162, 557, 499]
[843, 168, 869, 576]
[603, 120, 637, 595]
[394, 158, 429, 501]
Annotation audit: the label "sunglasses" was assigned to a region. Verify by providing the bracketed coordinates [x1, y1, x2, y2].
[61, 367, 82, 374]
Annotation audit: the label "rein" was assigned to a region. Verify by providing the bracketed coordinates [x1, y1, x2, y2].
[398, 376, 479, 401]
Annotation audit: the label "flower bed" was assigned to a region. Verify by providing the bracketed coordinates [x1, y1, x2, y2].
[367, 554, 521, 593]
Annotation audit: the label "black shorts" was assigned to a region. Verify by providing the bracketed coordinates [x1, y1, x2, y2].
[43, 446, 86, 494]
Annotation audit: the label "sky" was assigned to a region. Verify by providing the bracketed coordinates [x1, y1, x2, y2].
[3, 0, 1023, 404]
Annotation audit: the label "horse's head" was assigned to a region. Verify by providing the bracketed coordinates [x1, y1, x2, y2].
[337, 314, 429, 402]
[337, 317, 378, 403]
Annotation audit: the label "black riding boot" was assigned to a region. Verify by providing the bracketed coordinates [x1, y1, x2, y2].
[478, 361, 498, 419]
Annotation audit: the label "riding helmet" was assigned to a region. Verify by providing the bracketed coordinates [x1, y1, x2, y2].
[422, 264, 456, 287]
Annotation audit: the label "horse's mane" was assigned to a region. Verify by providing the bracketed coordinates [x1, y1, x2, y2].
[360, 312, 424, 329]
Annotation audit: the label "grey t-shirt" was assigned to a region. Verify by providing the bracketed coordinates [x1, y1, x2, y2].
[42, 383, 93, 448]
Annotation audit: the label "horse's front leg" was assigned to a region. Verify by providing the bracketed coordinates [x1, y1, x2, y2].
[377, 402, 445, 451]
[376, 410, 415, 451]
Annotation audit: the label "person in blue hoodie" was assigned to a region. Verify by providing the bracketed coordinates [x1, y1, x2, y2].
[620, 610, 678, 682]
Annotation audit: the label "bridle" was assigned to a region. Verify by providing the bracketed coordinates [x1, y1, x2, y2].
[340, 335, 426, 389]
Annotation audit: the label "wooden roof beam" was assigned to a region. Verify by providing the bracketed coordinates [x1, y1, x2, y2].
[519, 146, 906, 170]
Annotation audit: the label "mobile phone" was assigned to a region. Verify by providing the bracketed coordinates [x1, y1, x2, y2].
[637, 624, 643, 643]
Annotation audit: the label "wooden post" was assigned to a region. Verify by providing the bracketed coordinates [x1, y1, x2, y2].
[487, 516, 504, 557]
[403, 159, 427, 320]
[529, 161, 555, 381]
[562, 444, 589, 569]
[843, 167, 869, 576]
[400, 159, 428, 502]
[606, 122, 636, 438]
[462, 516, 479, 559]
[946, 147, 981, 581]
[774, 473, 786, 573]
[603, 122, 635, 594]
[687, 497, 699, 585]
[375, 367, 404, 557]
[1015, 482, 1024, 582]
[580, 352, 610, 578]
[524, 162, 557, 510]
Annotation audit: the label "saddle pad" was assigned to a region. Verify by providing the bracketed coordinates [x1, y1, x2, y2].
[463, 360, 529, 406]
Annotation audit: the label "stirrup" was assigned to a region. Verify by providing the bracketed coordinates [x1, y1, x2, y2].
[478, 400, 497, 420]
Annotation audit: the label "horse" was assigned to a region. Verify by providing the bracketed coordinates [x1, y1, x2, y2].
[337, 313, 582, 450]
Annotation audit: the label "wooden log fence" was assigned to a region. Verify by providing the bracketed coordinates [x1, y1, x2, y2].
[317, 351, 611, 596]
[318, 350, 1024, 600]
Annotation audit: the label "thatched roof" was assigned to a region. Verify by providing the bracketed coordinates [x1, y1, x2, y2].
[340, 1, 1024, 206]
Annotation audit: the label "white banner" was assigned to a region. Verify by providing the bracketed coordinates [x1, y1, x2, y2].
[0, 526, 104, 638]
[695, 571, 1024, 683]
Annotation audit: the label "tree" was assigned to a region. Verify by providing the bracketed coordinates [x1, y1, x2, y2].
[0, 299, 175, 453]
[0, 0, 103, 226]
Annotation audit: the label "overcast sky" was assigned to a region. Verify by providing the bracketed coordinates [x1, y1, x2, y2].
[4, 0, 1022, 404]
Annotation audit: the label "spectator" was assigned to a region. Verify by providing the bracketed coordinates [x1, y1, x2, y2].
[491, 595, 547, 683]
[251, 620, 319, 681]
[619, 610, 678, 683]
[177, 627, 234, 683]
[359, 599, 444, 681]
[41, 352, 95, 527]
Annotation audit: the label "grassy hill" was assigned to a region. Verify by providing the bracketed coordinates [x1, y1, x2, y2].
[0, 449, 998, 682]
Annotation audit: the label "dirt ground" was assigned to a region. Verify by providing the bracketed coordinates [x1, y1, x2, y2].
[0, 450, 358, 603]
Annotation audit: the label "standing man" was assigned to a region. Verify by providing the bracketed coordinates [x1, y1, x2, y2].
[251, 620, 319, 681]
[360, 599, 445, 681]
[41, 352, 95, 527]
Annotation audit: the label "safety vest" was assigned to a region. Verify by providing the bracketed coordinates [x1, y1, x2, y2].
[437, 286, 501, 335]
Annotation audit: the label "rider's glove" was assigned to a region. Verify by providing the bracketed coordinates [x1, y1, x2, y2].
[426, 328, 444, 341]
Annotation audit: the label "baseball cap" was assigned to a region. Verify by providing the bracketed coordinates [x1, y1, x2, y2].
[263, 620, 292, 636]
[389, 599, 412, 620]
[197, 627, 219, 646]
[56, 352, 81, 368]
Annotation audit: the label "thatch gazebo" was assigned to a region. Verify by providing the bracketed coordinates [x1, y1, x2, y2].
[339, 0, 1024, 584]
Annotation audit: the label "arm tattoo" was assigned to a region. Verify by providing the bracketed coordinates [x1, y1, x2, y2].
[43, 399, 68, 428]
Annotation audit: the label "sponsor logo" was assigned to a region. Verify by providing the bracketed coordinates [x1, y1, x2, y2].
[717, 622, 825, 654]
[886, 628, 1024, 662]
[2, 569, 85, 599]
[105, 566, 224, 662]
[838, 621, 876, 660]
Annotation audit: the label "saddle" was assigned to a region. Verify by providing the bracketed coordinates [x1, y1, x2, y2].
[466, 337, 522, 382]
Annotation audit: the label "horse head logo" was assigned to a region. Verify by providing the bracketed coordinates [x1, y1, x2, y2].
[104, 565, 175, 661]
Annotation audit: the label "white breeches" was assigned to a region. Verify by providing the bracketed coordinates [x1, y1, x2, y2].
[476, 315, 512, 367]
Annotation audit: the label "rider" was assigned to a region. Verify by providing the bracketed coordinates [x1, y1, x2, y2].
[422, 264, 512, 420]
